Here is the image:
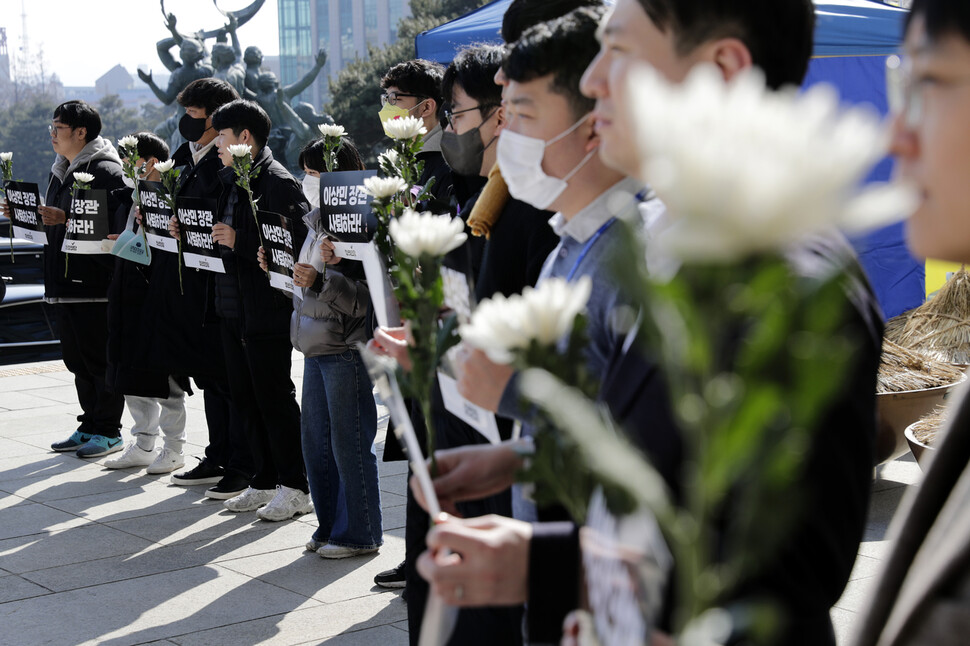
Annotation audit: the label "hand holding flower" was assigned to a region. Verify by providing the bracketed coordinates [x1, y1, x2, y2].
[257, 246, 268, 272]
[368, 325, 413, 372]
[453, 345, 514, 413]
[168, 215, 180, 239]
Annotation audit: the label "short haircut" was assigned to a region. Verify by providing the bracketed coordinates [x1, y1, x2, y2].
[52, 101, 102, 142]
[177, 78, 240, 116]
[501, 0, 603, 43]
[909, 0, 970, 44]
[134, 132, 170, 163]
[380, 59, 445, 107]
[503, 6, 607, 118]
[297, 137, 365, 173]
[634, 0, 815, 89]
[441, 45, 505, 117]
[211, 99, 272, 150]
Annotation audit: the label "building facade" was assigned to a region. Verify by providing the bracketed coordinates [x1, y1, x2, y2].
[278, 0, 411, 108]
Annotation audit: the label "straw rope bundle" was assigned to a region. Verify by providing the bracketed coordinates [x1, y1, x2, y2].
[893, 266, 970, 364]
[911, 405, 948, 446]
[884, 309, 913, 344]
[877, 339, 966, 393]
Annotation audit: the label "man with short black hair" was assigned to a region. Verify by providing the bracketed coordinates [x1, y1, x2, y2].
[144, 78, 254, 500]
[204, 98, 311, 521]
[379, 59, 451, 202]
[39, 100, 128, 458]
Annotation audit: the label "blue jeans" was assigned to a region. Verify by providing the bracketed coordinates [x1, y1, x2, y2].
[302, 350, 383, 549]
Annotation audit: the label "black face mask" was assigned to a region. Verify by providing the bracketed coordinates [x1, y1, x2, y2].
[179, 114, 209, 143]
[441, 127, 494, 177]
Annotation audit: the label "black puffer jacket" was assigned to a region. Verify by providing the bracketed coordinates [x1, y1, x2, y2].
[43, 137, 126, 301]
[214, 145, 309, 338]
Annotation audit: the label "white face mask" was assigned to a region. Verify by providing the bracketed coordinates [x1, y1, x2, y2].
[302, 173, 321, 209]
[496, 114, 597, 211]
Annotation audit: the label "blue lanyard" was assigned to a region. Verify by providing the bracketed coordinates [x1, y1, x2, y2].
[566, 217, 616, 281]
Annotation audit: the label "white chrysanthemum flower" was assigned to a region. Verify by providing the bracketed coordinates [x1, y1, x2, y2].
[459, 276, 592, 364]
[318, 123, 346, 138]
[0, 152, 13, 162]
[383, 115, 427, 140]
[363, 175, 408, 199]
[73, 172, 95, 184]
[117, 135, 139, 150]
[154, 159, 175, 173]
[379, 149, 399, 167]
[627, 64, 918, 263]
[389, 208, 467, 259]
[228, 144, 252, 158]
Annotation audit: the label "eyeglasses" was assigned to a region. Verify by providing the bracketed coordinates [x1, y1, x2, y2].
[380, 91, 427, 107]
[442, 103, 499, 130]
[886, 53, 970, 128]
[48, 124, 72, 137]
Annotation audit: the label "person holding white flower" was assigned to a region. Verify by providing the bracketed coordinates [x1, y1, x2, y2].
[104, 132, 190, 475]
[258, 136, 385, 557]
[144, 78, 255, 501]
[38, 100, 129, 458]
[420, 2, 884, 645]
[206, 99, 312, 521]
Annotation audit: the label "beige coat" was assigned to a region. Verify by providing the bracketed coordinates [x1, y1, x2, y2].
[853, 385, 970, 646]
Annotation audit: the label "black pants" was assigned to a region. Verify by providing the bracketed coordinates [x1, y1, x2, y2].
[55, 302, 125, 438]
[195, 373, 254, 478]
[220, 317, 306, 492]
[405, 385, 524, 646]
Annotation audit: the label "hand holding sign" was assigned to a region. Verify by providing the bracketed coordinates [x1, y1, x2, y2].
[5, 181, 46, 243]
[39, 205, 67, 226]
[212, 223, 236, 249]
[293, 263, 318, 289]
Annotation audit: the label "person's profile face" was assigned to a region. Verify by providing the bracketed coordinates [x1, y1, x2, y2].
[891, 14, 970, 263]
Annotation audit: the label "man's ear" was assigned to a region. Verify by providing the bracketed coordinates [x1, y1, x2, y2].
[707, 37, 754, 83]
[421, 98, 438, 120]
[75, 126, 87, 142]
[493, 105, 506, 136]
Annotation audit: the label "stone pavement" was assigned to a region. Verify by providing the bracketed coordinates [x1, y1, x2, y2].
[0, 356, 924, 645]
[0, 355, 408, 646]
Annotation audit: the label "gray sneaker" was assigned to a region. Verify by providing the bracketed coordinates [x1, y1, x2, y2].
[223, 486, 275, 513]
[256, 485, 313, 522]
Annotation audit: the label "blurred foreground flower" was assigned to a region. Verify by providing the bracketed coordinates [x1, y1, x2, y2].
[383, 115, 427, 141]
[389, 208, 466, 259]
[628, 64, 917, 263]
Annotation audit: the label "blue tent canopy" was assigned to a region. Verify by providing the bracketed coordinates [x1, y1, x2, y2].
[416, 0, 921, 318]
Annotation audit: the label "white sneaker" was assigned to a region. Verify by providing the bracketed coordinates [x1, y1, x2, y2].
[223, 486, 275, 513]
[103, 442, 155, 469]
[256, 485, 314, 522]
[147, 447, 185, 474]
[316, 544, 379, 559]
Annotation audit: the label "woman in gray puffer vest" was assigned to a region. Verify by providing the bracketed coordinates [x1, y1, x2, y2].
[263, 138, 383, 557]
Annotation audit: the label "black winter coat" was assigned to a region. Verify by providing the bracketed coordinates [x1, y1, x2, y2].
[44, 152, 126, 301]
[213, 146, 309, 339]
[142, 143, 228, 378]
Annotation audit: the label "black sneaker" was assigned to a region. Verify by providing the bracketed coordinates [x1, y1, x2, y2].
[374, 560, 407, 589]
[171, 457, 225, 486]
[205, 472, 251, 500]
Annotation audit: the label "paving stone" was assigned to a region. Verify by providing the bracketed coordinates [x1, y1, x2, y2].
[20, 385, 85, 405]
[0, 572, 51, 603]
[0, 565, 317, 646]
[830, 606, 859, 645]
[847, 553, 883, 582]
[834, 575, 878, 613]
[0, 373, 70, 391]
[0, 437, 51, 458]
[43, 482, 216, 523]
[103, 502, 307, 548]
[0, 500, 87, 540]
[0, 523, 154, 574]
[294, 624, 409, 646]
[0, 391, 68, 411]
[217, 530, 406, 604]
[170, 591, 407, 646]
[379, 472, 408, 496]
[0, 451, 96, 485]
[22, 521, 309, 593]
[1, 464, 151, 504]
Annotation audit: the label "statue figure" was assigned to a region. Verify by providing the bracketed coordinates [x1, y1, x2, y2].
[141, 0, 266, 151]
[244, 46, 265, 95]
[211, 15, 246, 97]
[276, 92, 336, 170]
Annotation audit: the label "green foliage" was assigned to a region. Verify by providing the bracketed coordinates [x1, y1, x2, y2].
[0, 96, 58, 187]
[326, 0, 489, 163]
